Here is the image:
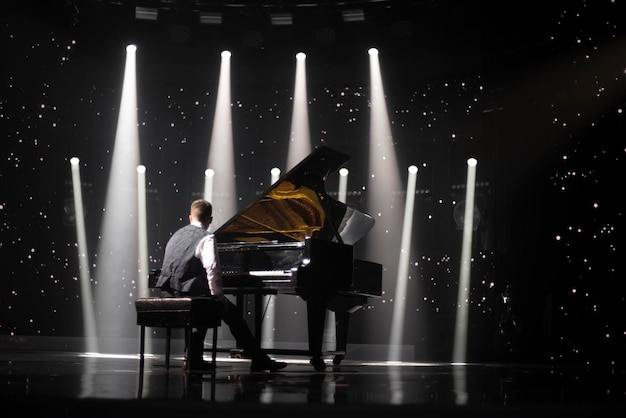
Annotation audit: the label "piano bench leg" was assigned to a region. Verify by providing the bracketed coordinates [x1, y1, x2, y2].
[139, 325, 146, 369]
[201, 325, 220, 366]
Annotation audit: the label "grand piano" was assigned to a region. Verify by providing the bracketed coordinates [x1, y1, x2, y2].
[214, 146, 382, 371]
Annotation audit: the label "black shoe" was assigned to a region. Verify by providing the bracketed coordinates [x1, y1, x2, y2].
[183, 359, 216, 374]
[250, 357, 287, 372]
[332, 354, 344, 366]
[310, 357, 326, 372]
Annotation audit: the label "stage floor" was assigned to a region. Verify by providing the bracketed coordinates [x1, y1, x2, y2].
[1, 348, 626, 417]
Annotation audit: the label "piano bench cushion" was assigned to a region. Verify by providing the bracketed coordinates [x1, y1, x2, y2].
[135, 297, 223, 328]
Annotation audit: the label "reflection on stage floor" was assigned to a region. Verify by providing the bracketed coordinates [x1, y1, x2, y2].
[1, 348, 626, 417]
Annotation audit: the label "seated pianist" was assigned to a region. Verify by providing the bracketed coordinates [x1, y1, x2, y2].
[155, 199, 287, 373]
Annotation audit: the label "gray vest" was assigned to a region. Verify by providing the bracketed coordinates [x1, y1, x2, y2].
[156, 224, 211, 295]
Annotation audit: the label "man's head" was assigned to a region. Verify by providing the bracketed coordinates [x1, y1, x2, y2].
[189, 199, 213, 229]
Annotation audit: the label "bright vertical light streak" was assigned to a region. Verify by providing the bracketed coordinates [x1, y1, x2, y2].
[338, 168, 349, 203]
[204, 168, 215, 202]
[452, 158, 478, 364]
[136, 164, 152, 356]
[270, 167, 281, 184]
[70, 157, 98, 353]
[322, 167, 350, 352]
[286, 51, 311, 169]
[206, 50, 239, 351]
[261, 167, 282, 349]
[388, 165, 418, 363]
[275, 51, 312, 352]
[206, 50, 236, 229]
[94, 44, 140, 351]
[366, 48, 403, 361]
[136, 165, 148, 298]
[366, 47, 402, 255]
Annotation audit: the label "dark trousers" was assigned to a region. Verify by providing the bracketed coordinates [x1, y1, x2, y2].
[160, 289, 263, 364]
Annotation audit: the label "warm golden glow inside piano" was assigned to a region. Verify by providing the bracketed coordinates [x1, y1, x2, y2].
[214, 146, 382, 371]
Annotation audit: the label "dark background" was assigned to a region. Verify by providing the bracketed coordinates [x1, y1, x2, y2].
[1, 0, 625, 365]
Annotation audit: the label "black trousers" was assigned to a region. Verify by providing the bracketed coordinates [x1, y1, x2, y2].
[160, 289, 263, 364]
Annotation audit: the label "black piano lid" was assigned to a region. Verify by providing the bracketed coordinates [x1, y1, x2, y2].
[214, 146, 375, 245]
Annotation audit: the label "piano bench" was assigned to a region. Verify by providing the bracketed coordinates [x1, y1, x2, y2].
[135, 297, 223, 370]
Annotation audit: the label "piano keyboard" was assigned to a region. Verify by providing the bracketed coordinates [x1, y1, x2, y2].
[249, 270, 294, 277]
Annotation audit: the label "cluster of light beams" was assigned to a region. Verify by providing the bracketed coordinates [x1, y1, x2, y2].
[388, 165, 419, 362]
[93, 44, 141, 350]
[70, 157, 98, 353]
[75, 45, 434, 362]
[206, 50, 237, 230]
[452, 158, 478, 363]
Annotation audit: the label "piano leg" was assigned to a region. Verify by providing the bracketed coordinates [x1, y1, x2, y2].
[333, 310, 349, 366]
[306, 298, 327, 372]
[327, 294, 368, 366]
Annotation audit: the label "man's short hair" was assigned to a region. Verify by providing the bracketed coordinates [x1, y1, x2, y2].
[190, 199, 212, 223]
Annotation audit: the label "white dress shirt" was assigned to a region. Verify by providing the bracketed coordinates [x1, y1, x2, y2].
[191, 221, 224, 299]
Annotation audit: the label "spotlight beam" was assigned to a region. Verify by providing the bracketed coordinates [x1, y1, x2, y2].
[287, 51, 311, 168]
[70, 157, 98, 353]
[206, 50, 236, 229]
[388, 165, 418, 363]
[94, 44, 140, 351]
[452, 158, 478, 364]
